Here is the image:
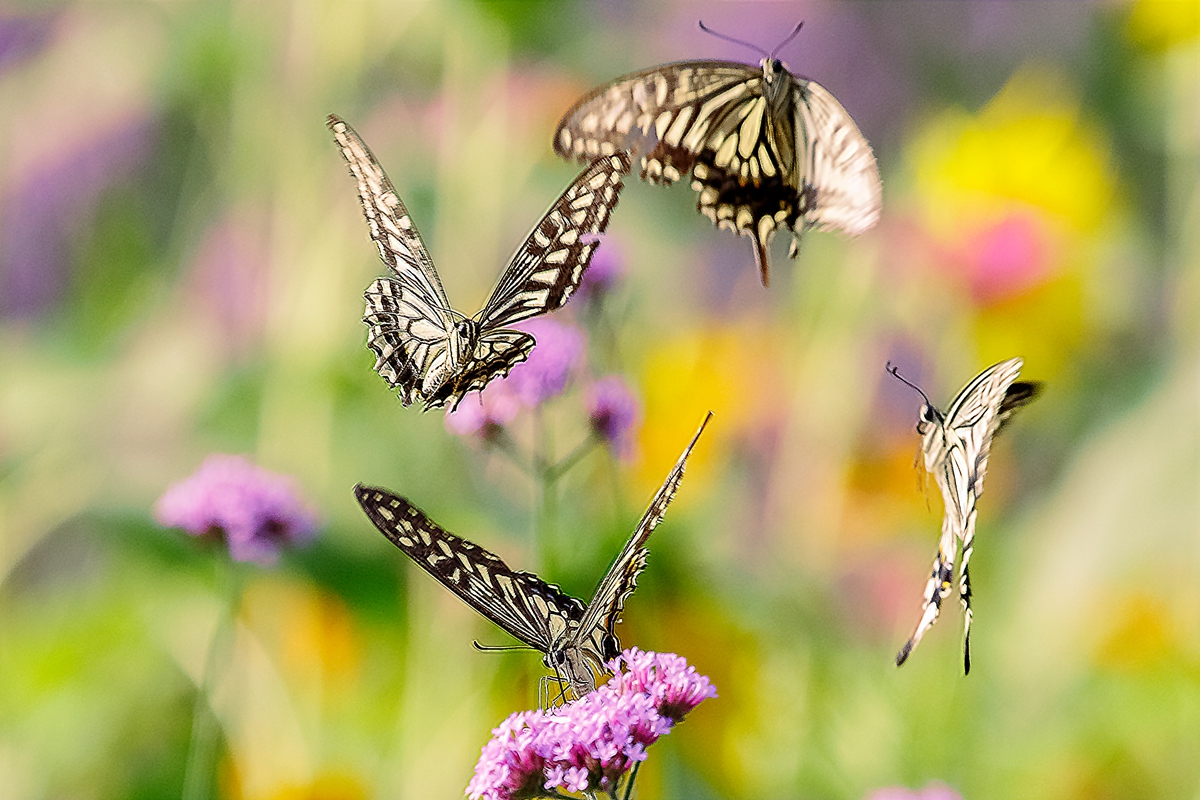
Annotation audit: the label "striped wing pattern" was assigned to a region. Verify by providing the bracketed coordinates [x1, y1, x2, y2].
[554, 59, 880, 286]
[478, 152, 631, 329]
[576, 412, 712, 663]
[355, 414, 710, 698]
[331, 116, 629, 411]
[896, 359, 1039, 673]
[355, 484, 585, 652]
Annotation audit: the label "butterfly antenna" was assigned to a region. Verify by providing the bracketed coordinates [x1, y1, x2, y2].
[769, 21, 804, 60]
[886, 362, 933, 407]
[698, 20, 770, 60]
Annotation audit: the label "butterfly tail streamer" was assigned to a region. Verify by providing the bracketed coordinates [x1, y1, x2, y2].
[896, 521, 957, 667]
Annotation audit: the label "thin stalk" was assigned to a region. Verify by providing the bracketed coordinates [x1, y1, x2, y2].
[547, 434, 599, 482]
[621, 761, 642, 800]
[182, 562, 243, 800]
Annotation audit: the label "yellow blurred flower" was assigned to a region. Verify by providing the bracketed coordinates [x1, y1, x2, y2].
[911, 65, 1114, 240]
[636, 321, 788, 492]
[905, 65, 1119, 379]
[1127, 0, 1200, 51]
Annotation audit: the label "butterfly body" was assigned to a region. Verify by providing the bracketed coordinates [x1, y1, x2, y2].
[355, 413, 711, 700]
[554, 55, 880, 286]
[331, 115, 629, 409]
[894, 358, 1041, 673]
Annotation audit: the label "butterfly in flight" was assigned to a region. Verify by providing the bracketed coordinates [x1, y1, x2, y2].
[552, 21, 880, 287]
[889, 358, 1041, 674]
[355, 412, 711, 701]
[329, 114, 630, 410]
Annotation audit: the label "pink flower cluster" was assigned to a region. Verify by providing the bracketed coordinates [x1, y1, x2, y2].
[154, 454, 318, 564]
[467, 649, 716, 800]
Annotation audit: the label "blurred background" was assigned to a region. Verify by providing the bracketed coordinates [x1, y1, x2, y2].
[1, 1, 1197, 798]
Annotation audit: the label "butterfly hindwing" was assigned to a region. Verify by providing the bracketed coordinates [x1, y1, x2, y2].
[355, 484, 584, 652]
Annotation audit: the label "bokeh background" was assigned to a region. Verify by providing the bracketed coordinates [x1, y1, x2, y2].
[1, 1, 1197, 798]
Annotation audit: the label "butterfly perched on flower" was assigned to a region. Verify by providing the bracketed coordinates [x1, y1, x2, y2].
[889, 359, 1041, 673]
[328, 115, 630, 410]
[355, 412, 710, 702]
[552, 22, 880, 287]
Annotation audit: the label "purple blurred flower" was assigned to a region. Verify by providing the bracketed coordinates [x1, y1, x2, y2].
[445, 381, 522, 440]
[467, 648, 715, 800]
[506, 319, 585, 407]
[154, 454, 318, 564]
[0, 116, 154, 318]
[586, 376, 639, 458]
[0, 13, 57, 76]
[575, 234, 625, 304]
[866, 782, 963, 800]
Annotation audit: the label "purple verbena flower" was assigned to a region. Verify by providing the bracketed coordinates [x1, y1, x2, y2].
[585, 376, 639, 458]
[154, 454, 318, 564]
[506, 319, 585, 407]
[575, 234, 624, 304]
[468, 649, 715, 800]
[445, 380, 522, 440]
[865, 782, 963, 800]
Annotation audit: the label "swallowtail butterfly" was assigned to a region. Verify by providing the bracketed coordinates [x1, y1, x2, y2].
[890, 358, 1040, 673]
[552, 23, 880, 287]
[329, 115, 630, 410]
[355, 412, 711, 699]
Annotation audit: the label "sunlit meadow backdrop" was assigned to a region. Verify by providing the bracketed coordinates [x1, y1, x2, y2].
[1, 1, 1197, 799]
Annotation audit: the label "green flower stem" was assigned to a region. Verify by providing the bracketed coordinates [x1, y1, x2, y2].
[621, 761, 642, 800]
[181, 561, 243, 800]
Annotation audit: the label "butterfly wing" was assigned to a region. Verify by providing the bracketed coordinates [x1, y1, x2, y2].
[474, 153, 631, 331]
[793, 79, 882, 238]
[329, 115, 458, 406]
[574, 412, 712, 664]
[554, 62, 763, 183]
[355, 484, 585, 652]
[425, 329, 536, 410]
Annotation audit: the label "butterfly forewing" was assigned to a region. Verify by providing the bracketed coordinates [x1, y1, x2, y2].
[478, 153, 631, 329]
[576, 412, 712, 661]
[355, 484, 584, 651]
[329, 115, 451, 312]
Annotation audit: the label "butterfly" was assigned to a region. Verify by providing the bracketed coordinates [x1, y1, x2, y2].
[552, 22, 880, 287]
[889, 358, 1041, 673]
[355, 412, 711, 700]
[328, 114, 630, 410]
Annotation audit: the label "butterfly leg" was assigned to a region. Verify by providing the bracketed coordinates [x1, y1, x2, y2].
[896, 523, 957, 667]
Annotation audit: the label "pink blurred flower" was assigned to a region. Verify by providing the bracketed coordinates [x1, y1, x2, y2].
[586, 376, 639, 458]
[467, 648, 715, 800]
[506, 319, 586, 406]
[154, 454, 318, 564]
[964, 211, 1051, 303]
[866, 782, 963, 800]
[445, 381, 522, 440]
